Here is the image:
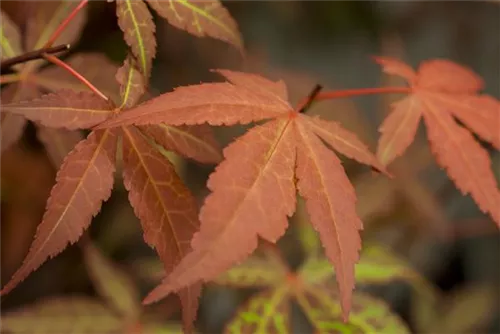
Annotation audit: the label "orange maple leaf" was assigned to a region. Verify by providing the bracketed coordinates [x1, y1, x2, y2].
[95, 69, 387, 320]
[374, 57, 500, 226]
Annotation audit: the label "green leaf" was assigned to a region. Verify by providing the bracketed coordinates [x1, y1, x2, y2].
[224, 287, 290, 334]
[116, 0, 156, 78]
[1, 297, 123, 333]
[214, 254, 288, 288]
[83, 242, 140, 319]
[297, 285, 410, 334]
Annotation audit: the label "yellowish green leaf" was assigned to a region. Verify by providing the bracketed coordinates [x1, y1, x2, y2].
[224, 287, 290, 334]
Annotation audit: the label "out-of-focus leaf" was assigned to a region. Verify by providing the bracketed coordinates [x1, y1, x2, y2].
[0, 10, 22, 60]
[297, 285, 410, 334]
[36, 127, 84, 168]
[1, 297, 123, 333]
[224, 287, 290, 334]
[428, 284, 497, 334]
[83, 242, 140, 319]
[214, 254, 288, 288]
[300, 243, 436, 297]
[140, 322, 189, 334]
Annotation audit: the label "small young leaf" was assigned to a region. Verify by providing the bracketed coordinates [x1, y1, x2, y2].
[1, 130, 117, 295]
[140, 124, 222, 164]
[0, 10, 22, 60]
[1, 90, 114, 130]
[1, 297, 123, 334]
[116, 55, 146, 109]
[116, 0, 156, 78]
[146, 0, 243, 53]
[83, 241, 140, 319]
[224, 287, 290, 334]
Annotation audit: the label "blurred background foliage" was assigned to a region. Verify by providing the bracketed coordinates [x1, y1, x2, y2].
[1, 1, 499, 333]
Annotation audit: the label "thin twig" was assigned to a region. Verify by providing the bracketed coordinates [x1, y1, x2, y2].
[296, 86, 411, 111]
[43, 54, 108, 101]
[0, 44, 70, 71]
[44, 0, 89, 48]
[297, 84, 323, 113]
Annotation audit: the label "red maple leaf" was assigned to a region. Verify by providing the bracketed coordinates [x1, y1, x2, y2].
[373, 57, 500, 226]
[94, 69, 388, 320]
[0, 55, 221, 333]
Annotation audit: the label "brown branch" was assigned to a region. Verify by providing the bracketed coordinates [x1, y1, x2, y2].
[1, 44, 70, 71]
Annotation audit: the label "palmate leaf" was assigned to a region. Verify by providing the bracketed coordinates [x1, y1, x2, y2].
[374, 57, 500, 226]
[0, 297, 123, 334]
[216, 250, 409, 334]
[297, 284, 409, 334]
[2, 50, 221, 333]
[225, 287, 290, 334]
[96, 70, 387, 319]
[0, 130, 118, 296]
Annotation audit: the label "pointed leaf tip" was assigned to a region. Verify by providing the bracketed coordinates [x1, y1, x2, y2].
[1, 130, 117, 295]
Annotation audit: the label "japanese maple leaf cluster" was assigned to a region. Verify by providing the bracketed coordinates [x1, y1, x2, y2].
[0, 55, 223, 332]
[374, 57, 500, 226]
[95, 70, 387, 319]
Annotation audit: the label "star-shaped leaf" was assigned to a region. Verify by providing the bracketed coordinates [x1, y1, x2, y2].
[95, 70, 387, 319]
[214, 249, 410, 334]
[373, 57, 500, 226]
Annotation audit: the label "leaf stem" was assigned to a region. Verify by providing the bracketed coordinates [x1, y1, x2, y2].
[0, 44, 70, 71]
[296, 86, 411, 110]
[43, 54, 109, 101]
[43, 0, 89, 48]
